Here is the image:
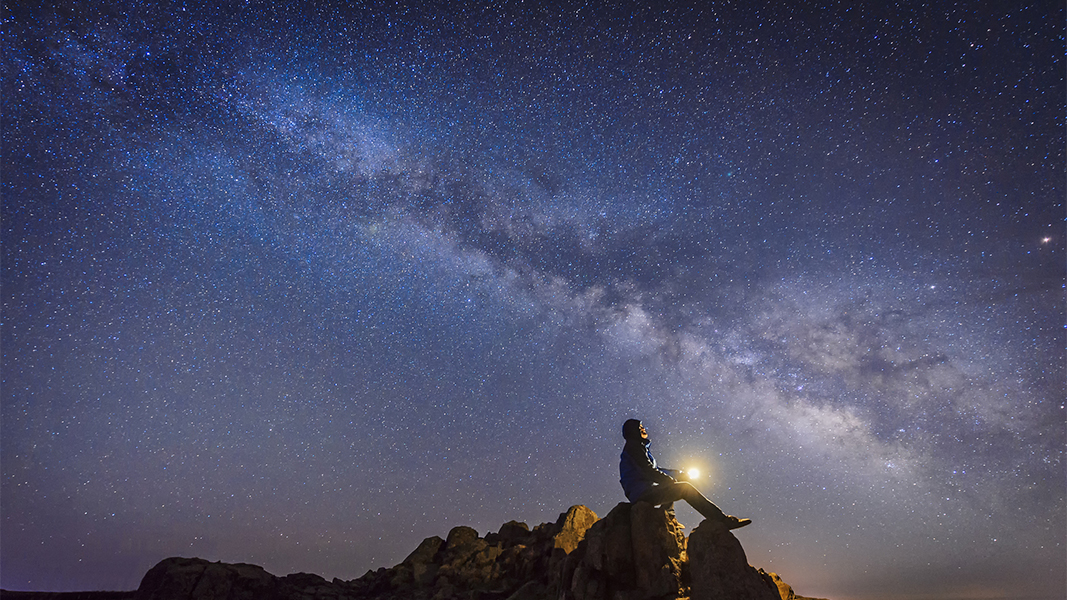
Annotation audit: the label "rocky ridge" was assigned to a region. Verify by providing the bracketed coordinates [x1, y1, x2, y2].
[2, 502, 820, 600]
[128, 502, 808, 600]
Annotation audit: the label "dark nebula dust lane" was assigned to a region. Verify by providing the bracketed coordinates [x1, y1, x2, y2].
[2, 2, 1063, 598]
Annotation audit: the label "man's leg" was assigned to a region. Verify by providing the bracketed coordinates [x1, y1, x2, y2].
[637, 482, 728, 521]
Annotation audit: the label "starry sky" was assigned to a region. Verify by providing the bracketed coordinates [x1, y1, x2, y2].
[2, 1, 1063, 598]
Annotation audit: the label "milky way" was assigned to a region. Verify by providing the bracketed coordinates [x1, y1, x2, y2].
[2, 2, 1063, 598]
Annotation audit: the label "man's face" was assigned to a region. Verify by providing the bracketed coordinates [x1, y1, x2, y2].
[639, 423, 648, 439]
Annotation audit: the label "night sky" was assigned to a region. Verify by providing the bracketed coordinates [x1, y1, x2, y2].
[2, 2, 1063, 598]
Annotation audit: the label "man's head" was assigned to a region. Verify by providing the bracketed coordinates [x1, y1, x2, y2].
[622, 419, 648, 440]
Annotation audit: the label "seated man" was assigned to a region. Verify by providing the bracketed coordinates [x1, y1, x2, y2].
[619, 419, 751, 529]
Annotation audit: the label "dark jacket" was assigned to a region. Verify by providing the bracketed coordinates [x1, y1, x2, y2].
[619, 438, 679, 502]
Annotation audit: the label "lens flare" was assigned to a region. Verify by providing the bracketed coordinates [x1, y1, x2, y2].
[687, 468, 700, 479]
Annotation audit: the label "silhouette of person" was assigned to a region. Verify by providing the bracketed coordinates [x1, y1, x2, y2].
[619, 419, 751, 529]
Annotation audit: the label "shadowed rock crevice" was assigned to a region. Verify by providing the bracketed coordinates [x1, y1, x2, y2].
[129, 503, 809, 600]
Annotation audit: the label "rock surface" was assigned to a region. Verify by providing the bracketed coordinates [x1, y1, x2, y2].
[125, 503, 808, 600]
[563, 502, 689, 600]
[687, 519, 781, 600]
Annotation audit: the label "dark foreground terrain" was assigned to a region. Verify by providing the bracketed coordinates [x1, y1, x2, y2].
[3, 502, 827, 600]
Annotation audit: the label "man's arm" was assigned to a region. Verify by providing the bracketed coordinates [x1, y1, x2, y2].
[662, 468, 686, 481]
[623, 442, 676, 485]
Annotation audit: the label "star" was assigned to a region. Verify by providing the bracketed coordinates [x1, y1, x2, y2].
[1, 2, 1062, 599]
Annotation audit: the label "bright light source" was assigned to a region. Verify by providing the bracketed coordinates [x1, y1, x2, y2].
[687, 468, 700, 480]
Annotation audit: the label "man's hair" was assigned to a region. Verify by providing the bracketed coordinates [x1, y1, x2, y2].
[622, 419, 643, 440]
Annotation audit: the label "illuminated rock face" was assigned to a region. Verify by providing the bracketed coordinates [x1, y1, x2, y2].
[133, 503, 797, 600]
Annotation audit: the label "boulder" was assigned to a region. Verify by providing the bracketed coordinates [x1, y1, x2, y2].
[553, 506, 598, 554]
[401, 536, 444, 587]
[136, 558, 366, 600]
[486, 520, 530, 546]
[561, 502, 687, 600]
[629, 502, 687, 598]
[687, 520, 780, 600]
[135, 557, 280, 600]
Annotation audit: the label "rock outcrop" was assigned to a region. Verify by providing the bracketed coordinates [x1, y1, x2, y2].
[562, 502, 687, 599]
[131, 503, 805, 600]
[687, 519, 781, 600]
[348, 505, 598, 600]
